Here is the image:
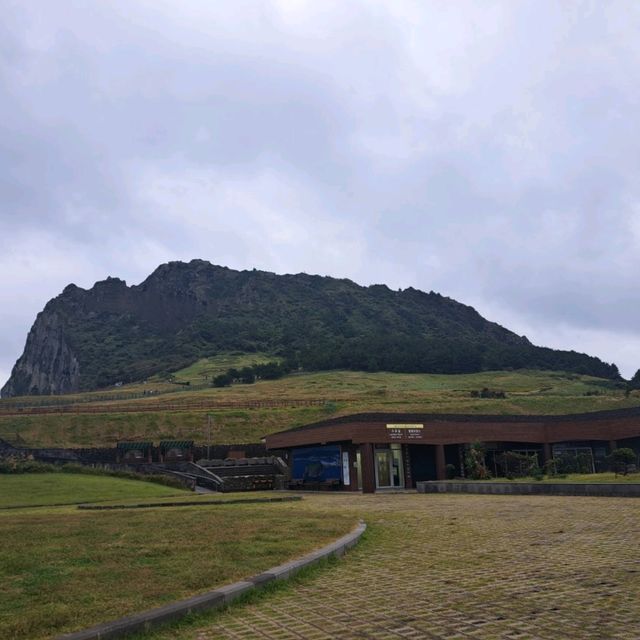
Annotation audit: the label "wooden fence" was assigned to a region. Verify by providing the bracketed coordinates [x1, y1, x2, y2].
[0, 398, 347, 417]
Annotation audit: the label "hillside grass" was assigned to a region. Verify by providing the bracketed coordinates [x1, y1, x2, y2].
[1, 368, 638, 448]
[0, 478, 355, 640]
[166, 352, 281, 385]
[0, 353, 281, 405]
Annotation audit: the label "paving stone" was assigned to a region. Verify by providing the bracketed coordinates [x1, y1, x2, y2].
[177, 494, 640, 640]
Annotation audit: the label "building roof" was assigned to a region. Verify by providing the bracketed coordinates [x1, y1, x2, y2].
[270, 406, 640, 438]
[116, 441, 153, 450]
[159, 440, 194, 450]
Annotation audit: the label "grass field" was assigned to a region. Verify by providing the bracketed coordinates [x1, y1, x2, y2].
[0, 475, 355, 640]
[0, 474, 188, 509]
[0, 367, 638, 447]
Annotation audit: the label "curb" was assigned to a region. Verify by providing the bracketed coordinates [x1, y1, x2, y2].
[77, 496, 303, 510]
[55, 520, 367, 640]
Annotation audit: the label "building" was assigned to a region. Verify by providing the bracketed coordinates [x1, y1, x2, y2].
[116, 441, 153, 464]
[265, 408, 640, 493]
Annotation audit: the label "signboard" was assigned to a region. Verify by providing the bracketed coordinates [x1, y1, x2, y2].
[342, 451, 351, 486]
[291, 445, 341, 482]
[386, 423, 424, 440]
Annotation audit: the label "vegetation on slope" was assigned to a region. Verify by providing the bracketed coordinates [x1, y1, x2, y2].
[1, 366, 636, 448]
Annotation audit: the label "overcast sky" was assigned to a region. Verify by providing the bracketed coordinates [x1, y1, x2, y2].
[2, 0, 640, 385]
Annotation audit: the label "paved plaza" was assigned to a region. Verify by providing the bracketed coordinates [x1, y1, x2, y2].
[181, 493, 640, 640]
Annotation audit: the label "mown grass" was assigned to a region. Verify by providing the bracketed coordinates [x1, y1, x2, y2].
[0, 474, 188, 509]
[0, 477, 356, 640]
[1, 369, 637, 447]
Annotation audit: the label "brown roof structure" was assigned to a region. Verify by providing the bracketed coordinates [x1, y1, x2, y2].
[266, 407, 640, 449]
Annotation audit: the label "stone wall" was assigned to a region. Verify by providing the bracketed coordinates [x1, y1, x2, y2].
[416, 481, 640, 497]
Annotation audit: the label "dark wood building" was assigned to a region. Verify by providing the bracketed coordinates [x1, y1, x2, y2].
[159, 440, 194, 463]
[116, 441, 153, 464]
[265, 408, 640, 493]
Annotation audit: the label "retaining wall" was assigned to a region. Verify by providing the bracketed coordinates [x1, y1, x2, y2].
[416, 481, 640, 497]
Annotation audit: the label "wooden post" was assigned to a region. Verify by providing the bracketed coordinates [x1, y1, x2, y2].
[435, 444, 446, 481]
[403, 445, 414, 489]
[360, 443, 376, 493]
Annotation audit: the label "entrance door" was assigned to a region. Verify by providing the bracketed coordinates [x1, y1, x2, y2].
[375, 445, 404, 489]
[375, 449, 393, 487]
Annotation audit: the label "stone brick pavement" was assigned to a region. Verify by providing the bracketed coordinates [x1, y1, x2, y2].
[181, 493, 640, 640]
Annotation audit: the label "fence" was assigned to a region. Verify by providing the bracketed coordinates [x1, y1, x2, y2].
[0, 398, 346, 416]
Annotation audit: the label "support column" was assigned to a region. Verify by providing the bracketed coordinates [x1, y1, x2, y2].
[403, 445, 414, 489]
[609, 440, 618, 453]
[360, 443, 376, 494]
[435, 444, 446, 481]
[542, 443, 552, 466]
[347, 446, 359, 492]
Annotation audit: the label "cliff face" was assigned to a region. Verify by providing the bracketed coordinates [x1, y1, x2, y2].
[2, 310, 80, 396]
[1, 259, 620, 397]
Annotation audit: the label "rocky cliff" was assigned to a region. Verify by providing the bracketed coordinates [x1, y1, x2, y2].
[1, 260, 620, 396]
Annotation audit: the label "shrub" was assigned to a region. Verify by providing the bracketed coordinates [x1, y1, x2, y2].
[465, 442, 491, 479]
[607, 448, 637, 476]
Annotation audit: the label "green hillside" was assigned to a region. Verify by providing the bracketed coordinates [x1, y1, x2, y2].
[1, 367, 636, 448]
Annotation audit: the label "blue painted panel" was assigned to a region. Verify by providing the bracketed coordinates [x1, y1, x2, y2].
[291, 445, 342, 482]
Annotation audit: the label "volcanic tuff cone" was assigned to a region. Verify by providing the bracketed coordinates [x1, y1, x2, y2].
[1, 260, 620, 397]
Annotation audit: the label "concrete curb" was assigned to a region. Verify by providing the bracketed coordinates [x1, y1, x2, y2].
[55, 520, 367, 640]
[77, 496, 303, 510]
[416, 481, 640, 497]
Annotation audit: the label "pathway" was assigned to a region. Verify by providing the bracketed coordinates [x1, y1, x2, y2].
[170, 493, 640, 640]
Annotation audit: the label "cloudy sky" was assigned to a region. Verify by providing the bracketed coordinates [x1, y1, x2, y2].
[2, 0, 640, 385]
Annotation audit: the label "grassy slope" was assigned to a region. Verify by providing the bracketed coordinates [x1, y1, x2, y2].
[0, 474, 187, 509]
[1, 364, 638, 448]
[0, 478, 355, 640]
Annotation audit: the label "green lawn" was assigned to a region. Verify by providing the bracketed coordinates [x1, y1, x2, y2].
[0, 474, 188, 509]
[0, 477, 356, 640]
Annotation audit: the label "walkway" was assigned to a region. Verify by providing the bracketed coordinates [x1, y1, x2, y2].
[173, 493, 640, 640]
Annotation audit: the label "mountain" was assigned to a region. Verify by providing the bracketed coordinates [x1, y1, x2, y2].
[1, 260, 620, 397]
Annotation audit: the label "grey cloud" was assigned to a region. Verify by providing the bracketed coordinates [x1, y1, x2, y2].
[2, 1, 640, 380]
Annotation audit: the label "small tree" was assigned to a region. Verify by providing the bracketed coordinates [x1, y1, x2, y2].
[465, 441, 490, 479]
[212, 373, 232, 388]
[239, 367, 256, 384]
[627, 369, 640, 395]
[608, 448, 636, 476]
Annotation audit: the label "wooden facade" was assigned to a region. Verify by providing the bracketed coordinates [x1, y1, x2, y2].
[265, 409, 640, 493]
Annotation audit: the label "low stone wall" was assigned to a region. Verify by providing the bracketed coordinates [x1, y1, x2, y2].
[416, 481, 640, 497]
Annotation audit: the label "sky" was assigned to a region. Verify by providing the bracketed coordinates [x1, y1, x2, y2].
[2, 0, 640, 386]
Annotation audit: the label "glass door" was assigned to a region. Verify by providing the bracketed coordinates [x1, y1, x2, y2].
[375, 445, 405, 489]
[375, 449, 392, 487]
